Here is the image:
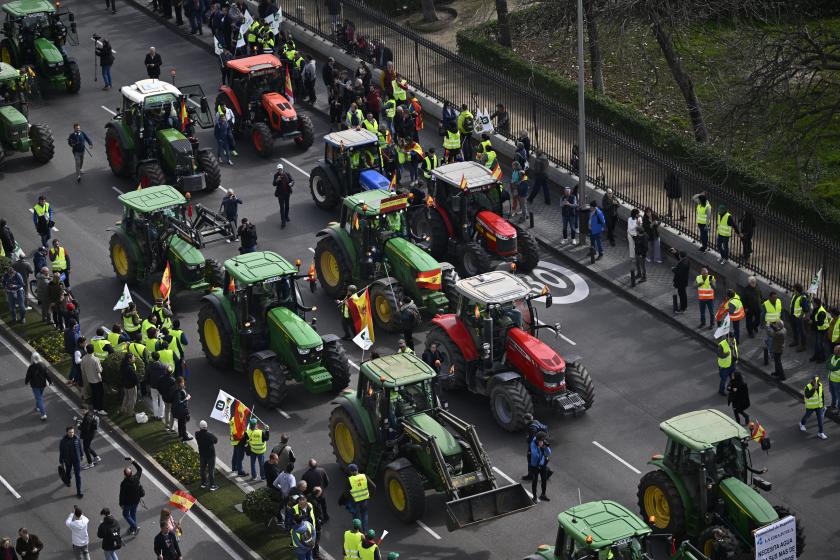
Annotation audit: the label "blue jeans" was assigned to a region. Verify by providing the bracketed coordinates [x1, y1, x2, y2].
[104, 551, 119, 560]
[829, 381, 840, 408]
[717, 235, 730, 260]
[232, 445, 245, 474]
[63, 459, 82, 494]
[731, 320, 741, 344]
[348, 500, 369, 532]
[800, 407, 825, 433]
[32, 387, 46, 416]
[217, 139, 231, 161]
[698, 300, 714, 326]
[250, 452, 265, 479]
[102, 65, 112, 87]
[699, 223, 709, 250]
[6, 289, 25, 322]
[590, 232, 603, 256]
[122, 503, 138, 531]
[718, 366, 732, 395]
[562, 214, 576, 239]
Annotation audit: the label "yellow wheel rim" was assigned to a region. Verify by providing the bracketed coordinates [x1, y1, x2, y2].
[150, 281, 163, 301]
[388, 478, 407, 512]
[253, 368, 268, 399]
[319, 250, 340, 288]
[203, 318, 222, 357]
[374, 294, 392, 324]
[112, 244, 129, 277]
[643, 486, 670, 528]
[334, 421, 355, 464]
[0, 47, 10, 64]
[703, 539, 716, 557]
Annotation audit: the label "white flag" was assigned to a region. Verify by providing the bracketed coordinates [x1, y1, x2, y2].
[236, 10, 253, 48]
[353, 326, 373, 351]
[213, 35, 223, 55]
[807, 268, 822, 296]
[113, 283, 133, 311]
[210, 389, 237, 423]
[474, 108, 494, 135]
[714, 314, 731, 339]
[265, 12, 280, 35]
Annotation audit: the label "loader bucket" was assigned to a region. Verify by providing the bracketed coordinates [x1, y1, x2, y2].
[444, 483, 534, 532]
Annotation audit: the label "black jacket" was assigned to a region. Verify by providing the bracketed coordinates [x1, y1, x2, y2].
[302, 466, 330, 491]
[96, 515, 122, 551]
[146, 360, 166, 390]
[172, 388, 190, 419]
[118, 460, 143, 506]
[79, 413, 99, 440]
[0, 220, 15, 254]
[120, 358, 139, 389]
[159, 374, 177, 403]
[727, 378, 750, 411]
[672, 258, 690, 289]
[195, 428, 218, 458]
[153, 531, 182, 560]
[144, 53, 162, 77]
[59, 435, 82, 464]
[25, 363, 51, 389]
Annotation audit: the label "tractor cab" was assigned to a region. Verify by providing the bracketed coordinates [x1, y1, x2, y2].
[0, 61, 31, 110]
[225, 55, 284, 108]
[339, 190, 412, 263]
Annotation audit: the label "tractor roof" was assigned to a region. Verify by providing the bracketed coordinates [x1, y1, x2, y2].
[660, 409, 749, 451]
[2, 0, 55, 17]
[455, 271, 534, 305]
[343, 190, 408, 217]
[361, 353, 436, 388]
[432, 161, 497, 191]
[324, 129, 378, 149]
[558, 500, 651, 550]
[0, 62, 18, 82]
[121, 79, 182, 105]
[225, 54, 282, 74]
[118, 185, 185, 213]
[224, 251, 298, 285]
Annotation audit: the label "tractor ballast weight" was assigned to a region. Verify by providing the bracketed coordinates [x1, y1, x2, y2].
[215, 54, 314, 158]
[0, 61, 53, 164]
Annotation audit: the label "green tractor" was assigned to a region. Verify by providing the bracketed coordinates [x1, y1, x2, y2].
[523, 500, 709, 560]
[329, 352, 534, 530]
[105, 79, 221, 192]
[314, 190, 459, 333]
[0, 0, 80, 93]
[197, 250, 351, 407]
[108, 185, 235, 299]
[0, 61, 53, 163]
[638, 409, 805, 558]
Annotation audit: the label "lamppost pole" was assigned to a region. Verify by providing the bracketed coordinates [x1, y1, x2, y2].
[576, 0, 587, 205]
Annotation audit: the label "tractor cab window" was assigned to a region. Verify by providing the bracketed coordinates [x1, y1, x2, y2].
[143, 93, 179, 131]
[713, 438, 747, 481]
[359, 147, 379, 169]
[493, 301, 524, 330]
[325, 143, 336, 164]
[394, 381, 433, 416]
[664, 440, 702, 475]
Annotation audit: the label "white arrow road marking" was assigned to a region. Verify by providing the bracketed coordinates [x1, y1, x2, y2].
[592, 441, 641, 474]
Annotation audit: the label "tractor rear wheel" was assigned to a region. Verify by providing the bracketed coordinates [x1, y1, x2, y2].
[564, 362, 594, 409]
[314, 236, 352, 298]
[29, 123, 54, 163]
[105, 127, 131, 177]
[323, 339, 351, 392]
[409, 208, 448, 259]
[383, 466, 426, 523]
[197, 302, 233, 369]
[108, 232, 137, 284]
[65, 61, 81, 94]
[424, 325, 467, 390]
[249, 355, 288, 406]
[699, 525, 739, 559]
[328, 406, 370, 472]
[440, 263, 460, 311]
[370, 279, 404, 333]
[489, 380, 534, 432]
[638, 470, 686, 536]
[514, 226, 540, 272]
[309, 166, 340, 210]
[773, 506, 805, 556]
[294, 114, 314, 150]
[251, 122, 274, 158]
[137, 161, 166, 188]
[458, 240, 492, 277]
[197, 149, 222, 191]
[204, 257, 225, 289]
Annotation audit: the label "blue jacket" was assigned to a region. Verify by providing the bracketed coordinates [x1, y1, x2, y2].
[3, 271, 24, 293]
[67, 130, 92, 154]
[59, 434, 83, 464]
[214, 120, 233, 144]
[590, 207, 605, 235]
[220, 195, 242, 219]
[529, 439, 551, 467]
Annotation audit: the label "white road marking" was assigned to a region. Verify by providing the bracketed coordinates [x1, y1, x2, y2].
[415, 519, 442, 540]
[348, 359, 359, 370]
[112, 186, 124, 195]
[592, 441, 641, 474]
[0, 333, 250, 559]
[0, 471, 21, 499]
[492, 466, 533, 498]
[281, 158, 310, 178]
[27, 208, 59, 231]
[218, 186, 227, 192]
[275, 407, 291, 419]
[101, 105, 117, 116]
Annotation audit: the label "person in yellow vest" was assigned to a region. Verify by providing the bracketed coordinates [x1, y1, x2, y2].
[724, 289, 745, 343]
[402, 139, 424, 186]
[456, 104, 475, 161]
[391, 76, 407, 105]
[799, 375, 827, 439]
[345, 102, 364, 130]
[289, 512, 317, 559]
[761, 291, 783, 366]
[362, 113, 378, 134]
[107, 324, 128, 350]
[828, 306, 840, 352]
[122, 302, 143, 341]
[343, 518, 364, 560]
[691, 192, 712, 252]
[339, 285, 357, 340]
[230, 414, 248, 477]
[90, 327, 114, 360]
[695, 267, 715, 330]
[49, 239, 71, 287]
[396, 338, 414, 355]
[151, 299, 173, 329]
[827, 345, 840, 410]
[788, 283, 810, 352]
[158, 328, 183, 379]
[716, 331, 738, 396]
[245, 417, 269, 481]
[341, 464, 376, 533]
[809, 297, 830, 363]
[442, 122, 461, 163]
[382, 98, 396, 134]
[715, 204, 739, 265]
[358, 529, 382, 560]
[169, 318, 188, 368]
[421, 147, 439, 183]
[32, 194, 53, 247]
[476, 133, 492, 155]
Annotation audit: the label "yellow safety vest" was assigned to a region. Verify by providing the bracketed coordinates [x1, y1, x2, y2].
[343, 530, 363, 560]
[397, 347, 415, 355]
[422, 154, 439, 179]
[791, 294, 805, 318]
[763, 299, 782, 325]
[33, 202, 50, 217]
[90, 338, 109, 360]
[696, 275, 714, 300]
[456, 110, 473, 135]
[696, 202, 711, 225]
[362, 119, 378, 133]
[478, 139, 492, 153]
[815, 306, 830, 331]
[293, 504, 316, 526]
[384, 99, 396, 119]
[152, 306, 172, 329]
[804, 382, 823, 409]
[50, 247, 67, 271]
[107, 331, 122, 348]
[348, 474, 369, 502]
[359, 544, 379, 560]
[123, 312, 141, 333]
[831, 317, 840, 343]
[729, 294, 745, 321]
[443, 129, 460, 150]
[126, 341, 146, 362]
[484, 150, 497, 168]
[717, 212, 732, 237]
[717, 339, 737, 369]
[828, 355, 840, 383]
[391, 79, 406, 101]
[346, 109, 363, 128]
[247, 428, 266, 454]
[157, 347, 175, 371]
[168, 330, 185, 358]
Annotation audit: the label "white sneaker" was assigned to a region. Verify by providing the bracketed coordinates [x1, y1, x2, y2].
[818, 432, 828, 440]
[40, 414, 47, 421]
[97, 410, 108, 416]
[799, 423, 807, 432]
[572, 238, 578, 245]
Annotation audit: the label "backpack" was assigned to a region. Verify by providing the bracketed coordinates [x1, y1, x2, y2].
[138, 482, 145, 498]
[108, 525, 123, 550]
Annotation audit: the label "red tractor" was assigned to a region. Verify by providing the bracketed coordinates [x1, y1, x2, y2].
[425, 271, 594, 432]
[410, 161, 539, 277]
[215, 54, 314, 158]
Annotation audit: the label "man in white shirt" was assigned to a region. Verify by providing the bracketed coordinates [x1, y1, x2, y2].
[273, 462, 295, 499]
[65, 506, 90, 560]
[627, 208, 641, 260]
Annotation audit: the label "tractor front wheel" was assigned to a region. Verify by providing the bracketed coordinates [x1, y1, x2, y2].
[699, 525, 739, 559]
[409, 208, 448, 259]
[147, 271, 168, 302]
[309, 166, 341, 210]
[29, 123, 55, 163]
[370, 279, 404, 333]
[564, 362, 595, 409]
[108, 232, 137, 284]
[314, 236, 352, 298]
[66, 61, 81, 94]
[328, 406, 370, 472]
[323, 339, 351, 392]
[251, 122, 274, 158]
[137, 161, 166, 188]
[249, 355, 288, 406]
[638, 470, 686, 536]
[514, 226, 540, 272]
[424, 325, 467, 390]
[489, 380, 534, 432]
[384, 466, 426, 523]
[105, 127, 131, 177]
[197, 149, 222, 191]
[204, 257, 225, 289]
[458, 240, 492, 277]
[294, 114, 314, 150]
[197, 303, 233, 369]
[440, 263, 460, 311]
[773, 506, 805, 556]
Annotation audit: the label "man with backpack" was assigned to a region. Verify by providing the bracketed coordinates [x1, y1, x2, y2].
[238, 218, 258, 254]
[119, 457, 144, 536]
[96, 508, 122, 560]
[521, 413, 547, 480]
[273, 163, 294, 228]
[77, 408, 101, 469]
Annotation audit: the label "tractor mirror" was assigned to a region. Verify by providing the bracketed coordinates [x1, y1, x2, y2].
[545, 293, 553, 308]
[200, 96, 209, 113]
[752, 477, 772, 492]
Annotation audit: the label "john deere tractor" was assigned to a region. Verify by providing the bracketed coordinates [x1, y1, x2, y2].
[105, 79, 221, 192]
[0, 0, 79, 93]
[215, 54, 314, 158]
[638, 409, 805, 558]
[309, 129, 392, 210]
[410, 160, 540, 276]
[197, 251, 351, 406]
[0, 61, 53, 163]
[108, 185, 234, 299]
[523, 500, 709, 560]
[329, 352, 534, 530]
[314, 190, 459, 332]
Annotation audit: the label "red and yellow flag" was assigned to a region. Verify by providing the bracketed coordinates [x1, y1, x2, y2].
[160, 262, 172, 300]
[491, 162, 503, 181]
[459, 174, 468, 191]
[230, 399, 251, 441]
[389, 172, 398, 191]
[416, 268, 442, 290]
[168, 490, 196, 513]
[348, 288, 375, 342]
[179, 98, 189, 133]
[284, 69, 295, 104]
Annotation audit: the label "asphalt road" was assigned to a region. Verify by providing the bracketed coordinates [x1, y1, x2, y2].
[0, 1, 837, 558]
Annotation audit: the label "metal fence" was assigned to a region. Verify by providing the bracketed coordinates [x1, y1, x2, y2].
[282, 0, 840, 304]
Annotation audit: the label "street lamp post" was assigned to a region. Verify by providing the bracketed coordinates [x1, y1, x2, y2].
[576, 0, 587, 206]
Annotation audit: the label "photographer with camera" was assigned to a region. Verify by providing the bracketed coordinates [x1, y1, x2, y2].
[94, 36, 115, 90]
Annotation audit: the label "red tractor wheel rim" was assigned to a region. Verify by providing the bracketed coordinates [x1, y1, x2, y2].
[252, 130, 263, 151]
[140, 174, 151, 188]
[106, 136, 122, 170]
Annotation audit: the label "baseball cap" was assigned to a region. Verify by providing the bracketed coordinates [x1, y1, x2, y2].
[249, 417, 257, 426]
[199, 420, 208, 429]
[276, 163, 284, 170]
[366, 529, 376, 539]
[348, 463, 358, 472]
[387, 554, 400, 560]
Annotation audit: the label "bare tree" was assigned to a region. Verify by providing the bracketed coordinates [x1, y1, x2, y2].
[584, 0, 605, 93]
[496, 0, 512, 47]
[420, 0, 439, 22]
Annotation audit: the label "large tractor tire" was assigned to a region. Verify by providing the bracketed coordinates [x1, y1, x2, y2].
[369, 279, 404, 333]
[249, 354, 288, 406]
[204, 257, 225, 289]
[137, 161, 166, 188]
[564, 362, 595, 409]
[309, 166, 341, 210]
[251, 122, 275, 158]
[699, 525, 739, 559]
[488, 380, 534, 432]
[383, 466, 426, 523]
[197, 302, 234, 369]
[514, 226, 540, 273]
[424, 325, 467, 390]
[294, 114, 314, 150]
[105, 127, 131, 177]
[638, 470, 686, 536]
[323, 339, 351, 392]
[773, 505, 805, 557]
[314, 236, 352, 298]
[197, 149, 222, 191]
[440, 263, 460, 311]
[147, 271, 167, 302]
[29, 123, 55, 163]
[328, 406, 370, 472]
[65, 61, 81, 94]
[0, 40, 14, 65]
[458, 240, 492, 277]
[108, 232, 138, 284]
[409, 208, 448, 259]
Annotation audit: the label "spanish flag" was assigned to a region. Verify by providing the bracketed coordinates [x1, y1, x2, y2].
[179, 98, 189, 133]
[168, 490, 197, 513]
[160, 262, 172, 300]
[491, 162, 503, 181]
[459, 174, 468, 191]
[416, 268, 442, 290]
[348, 288, 375, 342]
[229, 399, 251, 441]
[284, 68, 295, 105]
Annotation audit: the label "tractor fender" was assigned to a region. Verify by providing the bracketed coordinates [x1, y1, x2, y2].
[561, 354, 583, 366]
[105, 121, 136, 157]
[430, 314, 479, 361]
[315, 161, 341, 191]
[647, 457, 700, 533]
[219, 85, 242, 116]
[320, 333, 341, 344]
[383, 457, 414, 472]
[333, 399, 377, 450]
[316, 225, 357, 270]
[433, 205, 456, 238]
[486, 371, 522, 391]
[250, 349, 277, 362]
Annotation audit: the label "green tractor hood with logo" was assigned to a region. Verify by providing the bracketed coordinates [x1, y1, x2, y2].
[168, 235, 208, 290]
[268, 306, 322, 350]
[0, 104, 27, 127]
[0, 105, 29, 150]
[156, 128, 191, 170]
[267, 306, 334, 394]
[33, 37, 63, 66]
[718, 477, 778, 526]
[383, 235, 448, 314]
[404, 413, 461, 457]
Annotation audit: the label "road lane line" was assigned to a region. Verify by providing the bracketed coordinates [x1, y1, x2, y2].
[592, 441, 641, 474]
[281, 158, 310, 178]
[415, 519, 442, 540]
[0, 472, 21, 499]
[101, 105, 117, 116]
[111, 186, 124, 195]
[492, 466, 533, 498]
[275, 407, 291, 419]
[348, 359, 359, 370]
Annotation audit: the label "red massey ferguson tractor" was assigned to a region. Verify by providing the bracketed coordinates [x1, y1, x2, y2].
[410, 161, 539, 277]
[425, 271, 594, 432]
[215, 54, 314, 158]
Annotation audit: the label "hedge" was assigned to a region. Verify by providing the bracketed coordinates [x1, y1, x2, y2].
[154, 442, 202, 484]
[242, 487, 278, 524]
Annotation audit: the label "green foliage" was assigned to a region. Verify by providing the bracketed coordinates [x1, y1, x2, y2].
[154, 442, 201, 484]
[242, 487, 278, 524]
[0, 256, 10, 275]
[101, 351, 147, 391]
[27, 329, 65, 364]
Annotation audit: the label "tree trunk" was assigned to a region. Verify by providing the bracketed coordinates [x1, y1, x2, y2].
[650, 15, 708, 143]
[584, 0, 605, 94]
[420, 0, 439, 22]
[496, 0, 512, 48]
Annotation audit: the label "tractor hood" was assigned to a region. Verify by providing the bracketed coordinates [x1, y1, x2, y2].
[156, 128, 193, 170]
[34, 37, 64, 66]
[474, 210, 517, 257]
[383, 235, 441, 276]
[267, 306, 322, 349]
[507, 328, 566, 373]
[718, 477, 778, 527]
[404, 413, 462, 457]
[261, 92, 296, 130]
[0, 105, 27, 127]
[168, 235, 204, 267]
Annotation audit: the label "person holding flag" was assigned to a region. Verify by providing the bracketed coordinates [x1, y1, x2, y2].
[715, 329, 738, 396]
[339, 285, 358, 340]
[227, 398, 250, 477]
[346, 286, 375, 344]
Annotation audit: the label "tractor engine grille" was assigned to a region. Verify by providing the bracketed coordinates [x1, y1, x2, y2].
[549, 391, 586, 414]
[183, 263, 204, 284]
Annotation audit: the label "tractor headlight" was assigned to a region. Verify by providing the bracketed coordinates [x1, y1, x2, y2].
[315, 343, 323, 352]
[297, 347, 311, 355]
[281, 116, 294, 122]
[496, 233, 510, 241]
[187, 264, 201, 271]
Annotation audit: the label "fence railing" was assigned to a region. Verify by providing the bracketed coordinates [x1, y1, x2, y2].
[282, 0, 840, 304]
